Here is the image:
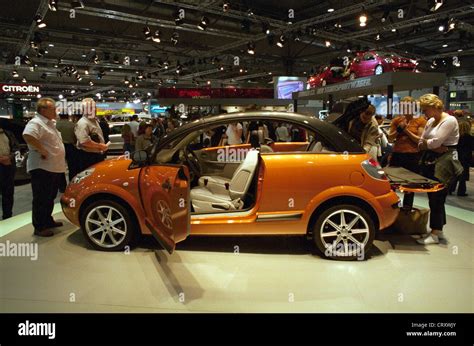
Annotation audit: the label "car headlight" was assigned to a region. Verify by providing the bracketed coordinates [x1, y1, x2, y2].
[71, 168, 95, 184]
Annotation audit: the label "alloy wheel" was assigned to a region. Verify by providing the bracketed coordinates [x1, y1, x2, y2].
[319, 209, 370, 257]
[85, 205, 128, 248]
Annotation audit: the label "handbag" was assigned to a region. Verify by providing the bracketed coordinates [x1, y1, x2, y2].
[392, 207, 429, 235]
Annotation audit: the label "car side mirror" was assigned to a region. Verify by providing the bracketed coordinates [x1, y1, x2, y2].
[132, 150, 148, 164]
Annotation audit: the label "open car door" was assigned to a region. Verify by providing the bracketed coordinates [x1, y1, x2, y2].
[139, 165, 191, 254]
[383, 166, 444, 193]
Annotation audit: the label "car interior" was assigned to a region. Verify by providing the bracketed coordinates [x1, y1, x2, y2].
[153, 120, 336, 215]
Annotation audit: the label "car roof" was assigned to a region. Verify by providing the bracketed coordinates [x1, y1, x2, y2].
[160, 111, 363, 153]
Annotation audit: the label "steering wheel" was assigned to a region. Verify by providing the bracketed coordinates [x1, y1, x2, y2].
[184, 145, 202, 181]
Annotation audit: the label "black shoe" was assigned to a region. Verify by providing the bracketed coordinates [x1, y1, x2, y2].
[47, 221, 64, 228]
[2, 215, 12, 220]
[34, 229, 54, 237]
[457, 193, 468, 197]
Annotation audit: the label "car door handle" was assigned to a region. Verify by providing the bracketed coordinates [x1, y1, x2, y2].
[162, 179, 172, 191]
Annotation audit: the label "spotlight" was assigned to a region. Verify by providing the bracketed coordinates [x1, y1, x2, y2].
[327, 8, 335, 12]
[325, 40, 331, 47]
[48, 0, 58, 11]
[176, 64, 182, 74]
[71, 0, 84, 9]
[430, 0, 443, 12]
[438, 24, 445, 31]
[262, 22, 270, 35]
[198, 16, 209, 30]
[276, 35, 285, 48]
[381, 9, 390, 23]
[22, 77, 27, 83]
[76, 74, 82, 81]
[247, 42, 255, 55]
[143, 26, 152, 40]
[223, 3, 230, 12]
[93, 54, 99, 64]
[359, 14, 367, 27]
[84, 69, 89, 75]
[34, 15, 47, 28]
[375, 33, 381, 40]
[446, 18, 456, 32]
[22, 55, 32, 65]
[152, 30, 161, 43]
[171, 32, 179, 45]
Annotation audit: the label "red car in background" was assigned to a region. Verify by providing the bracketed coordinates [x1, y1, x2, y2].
[348, 51, 418, 80]
[308, 58, 347, 88]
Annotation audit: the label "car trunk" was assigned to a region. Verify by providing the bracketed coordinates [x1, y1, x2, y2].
[383, 166, 444, 193]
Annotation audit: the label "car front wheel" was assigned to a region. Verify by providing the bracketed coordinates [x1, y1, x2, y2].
[321, 79, 327, 86]
[80, 200, 135, 251]
[313, 204, 375, 261]
[374, 65, 384, 75]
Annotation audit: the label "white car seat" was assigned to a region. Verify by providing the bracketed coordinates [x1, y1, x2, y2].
[191, 150, 259, 213]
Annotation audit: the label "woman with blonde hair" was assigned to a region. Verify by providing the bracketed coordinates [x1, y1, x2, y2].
[417, 94, 463, 245]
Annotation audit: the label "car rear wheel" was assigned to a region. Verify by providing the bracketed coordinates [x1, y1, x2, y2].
[349, 72, 356, 80]
[374, 65, 384, 75]
[81, 200, 135, 251]
[321, 79, 327, 86]
[313, 204, 375, 261]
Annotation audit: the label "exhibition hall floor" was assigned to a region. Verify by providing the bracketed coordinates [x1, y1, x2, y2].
[1, 188, 472, 313]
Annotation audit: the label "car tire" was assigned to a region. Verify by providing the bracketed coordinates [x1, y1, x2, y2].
[80, 199, 135, 251]
[374, 65, 384, 75]
[312, 204, 375, 261]
[349, 72, 356, 80]
[321, 79, 327, 86]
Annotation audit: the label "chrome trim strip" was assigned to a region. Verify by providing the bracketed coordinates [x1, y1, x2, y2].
[256, 212, 303, 222]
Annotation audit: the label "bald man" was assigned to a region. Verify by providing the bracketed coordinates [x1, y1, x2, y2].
[74, 98, 108, 173]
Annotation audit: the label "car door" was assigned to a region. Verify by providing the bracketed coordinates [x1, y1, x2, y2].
[362, 52, 377, 76]
[384, 166, 444, 193]
[139, 164, 190, 253]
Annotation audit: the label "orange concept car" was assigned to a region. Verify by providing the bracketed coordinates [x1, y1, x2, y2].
[61, 112, 442, 260]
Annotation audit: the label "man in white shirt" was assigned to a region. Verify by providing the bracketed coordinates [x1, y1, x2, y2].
[275, 123, 290, 142]
[74, 98, 108, 173]
[225, 122, 243, 145]
[23, 98, 67, 237]
[129, 114, 139, 137]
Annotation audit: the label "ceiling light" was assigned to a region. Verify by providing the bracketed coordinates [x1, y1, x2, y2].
[207, 80, 211, 85]
[198, 16, 209, 30]
[124, 78, 130, 84]
[447, 18, 456, 32]
[375, 34, 381, 40]
[48, 0, 58, 11]
[152, 30, 161, 43]
[89, 81, 94, 86]
[58, 94, 64, 100]
[21, 77, 27, 83]
[247, 42, 255, 55]
[262, 22, 270, 35]
[37, 94, 42, 98]
[143, 26, 152, 40]
[438, 24, 445, 32]
[12, 70, 19, 78]
[93, 54, 99, 64]
[391, 28, 397, 32]
[276, 35, 285, 48]
[71, 0, 84, 9]
[442, 44, 448, 47]
[223, 3, 230, 12]
[34, 15, 47, 28]
[359, 14, 367, 27]
[327, 8, 334, 12]
[458, 48, 463, 52]
[325, 40, 331, 47]
[430, 0, 443, 12]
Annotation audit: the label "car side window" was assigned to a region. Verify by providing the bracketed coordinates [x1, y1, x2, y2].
[109, 125, 123, 135]
[364, 53, 375, 61]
